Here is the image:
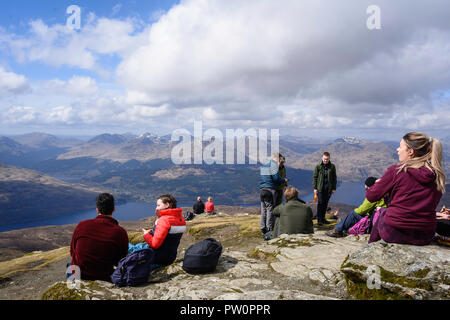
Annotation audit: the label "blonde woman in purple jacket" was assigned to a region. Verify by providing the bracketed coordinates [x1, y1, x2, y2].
[367, 132, 445, 245]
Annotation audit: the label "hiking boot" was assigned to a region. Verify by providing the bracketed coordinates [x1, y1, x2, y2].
[326, 229, 344, 238]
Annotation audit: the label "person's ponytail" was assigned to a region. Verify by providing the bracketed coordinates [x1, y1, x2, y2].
[430, 138, 446, 194]
[397, 132, 445, 194]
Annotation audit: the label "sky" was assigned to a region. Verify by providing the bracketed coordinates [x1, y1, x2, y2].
[0, 0, 450, 141]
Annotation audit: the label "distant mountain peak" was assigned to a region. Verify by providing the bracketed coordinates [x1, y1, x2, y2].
[138, 132, 159, 139]
[335, 136, 363, 145]
[88, 133, 128, 145]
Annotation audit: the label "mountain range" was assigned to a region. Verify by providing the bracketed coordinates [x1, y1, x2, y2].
[0, 162, 100, 226]
[0, 132, 448, 229]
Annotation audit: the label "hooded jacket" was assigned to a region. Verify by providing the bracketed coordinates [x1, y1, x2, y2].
[259, 160, 286, 189]
[143, 208, 186, 266]
[366, 164, 442, 232]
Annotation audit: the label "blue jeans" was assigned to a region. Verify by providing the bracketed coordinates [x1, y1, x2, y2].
[335, 211, 363, 232]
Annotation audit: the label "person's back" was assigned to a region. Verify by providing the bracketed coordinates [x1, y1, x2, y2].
[367, 132, 445, 246]
[273, 187, 314, 237]
[259, 159, 285, 190]
[193, 197, 205, 214]
[205, 197, 215, 213]
[70, 193, 128, 281]
[367, 165, 441, 232]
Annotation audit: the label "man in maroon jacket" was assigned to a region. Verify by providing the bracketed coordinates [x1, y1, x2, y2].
[70, 193, 129, 281]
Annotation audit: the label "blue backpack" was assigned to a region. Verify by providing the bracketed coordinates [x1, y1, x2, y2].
[111, 248, 155, 287]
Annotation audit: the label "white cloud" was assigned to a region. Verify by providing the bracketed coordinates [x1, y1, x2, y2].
[44, 105, 78, 124]
[2, 106, 37, 124]
[0, 16, 148, 73]
[0, 67, 29, 94]
[114, 0, 450, 131]
[41, 76, 99, 96]
[1, 0, 450, 137]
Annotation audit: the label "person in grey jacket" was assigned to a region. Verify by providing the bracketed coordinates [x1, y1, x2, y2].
[259, 152, 288, 236]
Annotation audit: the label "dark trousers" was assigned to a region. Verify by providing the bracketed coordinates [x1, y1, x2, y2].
[274, 189, 284, 208]
[436, 220, 450, 237]
[317, 191, 331, 223]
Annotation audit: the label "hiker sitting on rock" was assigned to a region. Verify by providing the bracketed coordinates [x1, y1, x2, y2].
[367, 132, 445, 246]
[271, 186, 314, 239]
[205, 197, 216, 216]
[142, 194, 186, 267]
[70, 193, 129, 281]
[193, 196, 205, 215]
[436, 206, 450, 238]
[326, 177, 387, 238]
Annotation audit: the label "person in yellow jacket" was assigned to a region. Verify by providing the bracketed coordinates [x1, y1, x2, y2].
[326, 177, 387, 237]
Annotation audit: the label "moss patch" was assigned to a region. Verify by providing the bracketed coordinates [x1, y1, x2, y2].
[41, 282, 87, 300]
[342, 261, 434, 299]
[378, 266, 433, 292]
[247, 248, 278, 261]
[344, 275, 411, 300]
[272, 237, 332, 248]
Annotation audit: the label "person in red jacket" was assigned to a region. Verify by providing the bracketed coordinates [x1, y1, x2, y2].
[70, 193, 129, 281]
[142, 194, 186, 266]
[205, 197, 215, 216]
[367, 132, 445, 245]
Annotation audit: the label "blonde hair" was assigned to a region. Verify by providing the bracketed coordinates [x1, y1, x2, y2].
[207, 197, 212, 201]
[397, 132, 445, 194]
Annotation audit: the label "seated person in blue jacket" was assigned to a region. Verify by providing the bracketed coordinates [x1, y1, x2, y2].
[326, 177, 387, 238]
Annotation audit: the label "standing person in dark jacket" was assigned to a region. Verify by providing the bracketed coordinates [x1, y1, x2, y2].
[367, 132, 445, 245]
[274, 154, 287, 208]
[142, 194, 186, 266]
[70, 193, 129, 281]
[313, 152, 337, 225]
[193, 196, 205, 215]
[259, 152, 289, 236]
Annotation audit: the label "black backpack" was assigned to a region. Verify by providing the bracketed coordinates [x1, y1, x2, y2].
[184, 210, 194, 221]
[182, 238, 222, 274]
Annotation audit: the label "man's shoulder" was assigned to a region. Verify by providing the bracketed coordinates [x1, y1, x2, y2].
[75, 217, 96, 228]
[285, 199, 309, 209]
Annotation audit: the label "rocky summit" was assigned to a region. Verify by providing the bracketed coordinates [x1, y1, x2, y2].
[0, 210, 449, 300]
